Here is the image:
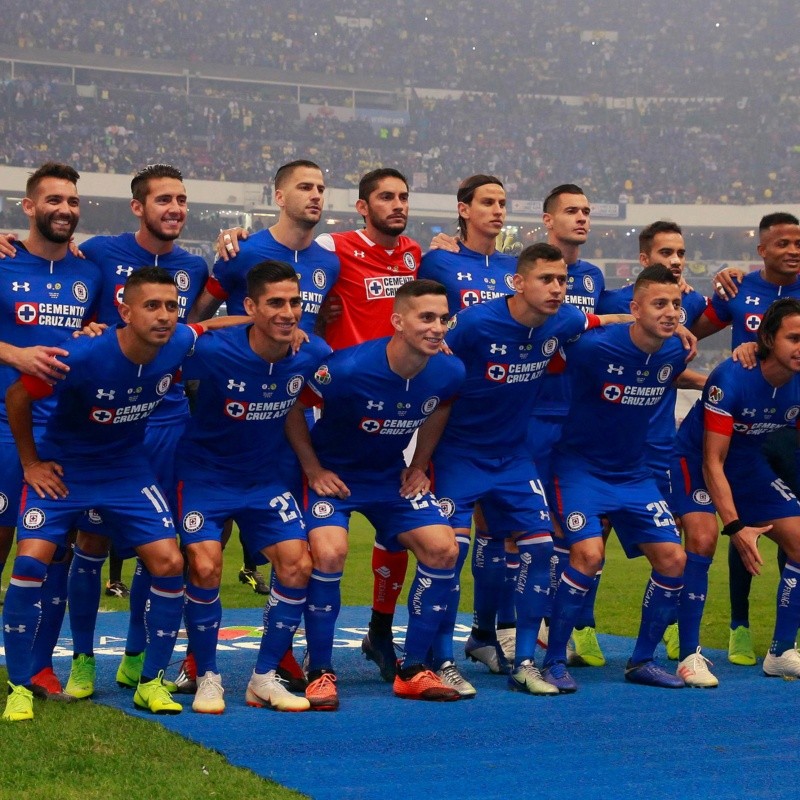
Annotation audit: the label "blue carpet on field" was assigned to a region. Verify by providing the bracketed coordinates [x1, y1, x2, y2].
[14, 607, 799, 800]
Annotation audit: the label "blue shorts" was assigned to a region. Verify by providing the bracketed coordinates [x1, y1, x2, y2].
[669, 453, 800, 523]
[17, 463, 177, 559]
[527, 415, 563, 492]
[552, 455, 680, 558]
[78, 417, 187, 536]
[0, 423, 45, 528]
[176, 478, 306, 563]
[431, 449, 552, 537]
[302, 473, 449, 552]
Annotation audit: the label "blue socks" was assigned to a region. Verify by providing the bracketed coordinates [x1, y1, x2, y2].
[67, 546, 106, 658]
[576, 561, 604, 629]
[498, 549, 519, 627]
[255, 578, 306, 674]
[677, 552, 712, 660]
[304, 569, 342, 672]
[431, 535, 469, 667]
[185, 582, 222, 674]
[125, 558, 151, 654]
[544, 563, 593, 666]
[30, 552, 70, 674]
[472, 535, 506, 633]
[770, 559, 800, 656]
[402, 562, 454, 668]
[513, 533, 553, 665]
[631, 571, 684, 664]
[141, 574, 184, 681]
[2, 555, 48, 685]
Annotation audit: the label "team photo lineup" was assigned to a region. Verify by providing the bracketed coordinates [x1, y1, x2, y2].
[4, 157, 800, 724]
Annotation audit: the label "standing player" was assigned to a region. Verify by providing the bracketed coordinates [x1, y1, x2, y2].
[2, 267, 222, 721]
[692, 212, 800, 665]
[177, 261, 330, 713]
[0, 162, 102, 700]
[544, 265, 689, 691]
[286, 280, 464, 708]
[671, 298, 800, 681]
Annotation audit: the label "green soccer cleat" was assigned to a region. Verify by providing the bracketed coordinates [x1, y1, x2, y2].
[133, 671, 182, 715]
[2, 683, 34, 722]
[117, 653, 177, 691]
[65, 654, 96, 699]
[728, 626, 757, 666]
[571, 626, 606, 667]
[663, 623, 680, 661]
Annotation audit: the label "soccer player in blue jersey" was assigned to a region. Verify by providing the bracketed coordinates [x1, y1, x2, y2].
[423, 242, 624, 696]
[1, 266, 226, 721]
[671, 298, 800, 680]
[544, 264, 689, 691]
[285, 279, 465, 707]
[176, 260, 330, 713]
[0, 162, 102, 702]
[693, 212, 800, 665]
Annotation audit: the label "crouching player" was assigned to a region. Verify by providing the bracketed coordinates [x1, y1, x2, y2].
[176, 261, 330, 713]
[2, 267, 213, 721]
[670, 297, 800, 681]
[285, 279, 465, 708]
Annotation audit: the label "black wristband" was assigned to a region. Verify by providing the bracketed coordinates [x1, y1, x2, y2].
[721, 519, 744, 537]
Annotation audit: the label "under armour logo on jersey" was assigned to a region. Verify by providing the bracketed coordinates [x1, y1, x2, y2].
[96, 388, 115, 400]
[227, 379, 246, 392]
[607, 364, 624, 375]
[490, 343, 507, 355]
[457, 272, 473, 281]
[367, 400, 384, 410]
[742, 408, 756, 417]
[744, 295, 760, 305]
[162, 517, 174, 528]
[353, 250, 365, 258]
[116, 265, 134, 276]
[11, 282, 30, 292]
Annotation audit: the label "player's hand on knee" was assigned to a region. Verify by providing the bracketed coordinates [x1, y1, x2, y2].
[308, 468, 350, 499]
[399, 466, 430, 499]
[731, 341, 758, 369]
[712, 268, 744, 300]
[215, 227, 248, 260]
[731, 524, 770, 576]
[23, 460, 68, 500]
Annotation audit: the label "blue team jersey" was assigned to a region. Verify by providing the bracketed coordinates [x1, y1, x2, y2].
[177, 325, 331, 481]
[305, 337, 465, 477]
[673, 357, 800, 470]
[555, 324, 687, 476]
[80, 232, 209, 423]
[441, 298, 592, 458]
[704, 270, 800, 348]
[0, 243, 101, 425]
[418, 244, 515, 315]
[208, 229, 339, 332]
[598, 283, 707, 462]
[29, 323, 198, 472]
[536, 258, 605, 416]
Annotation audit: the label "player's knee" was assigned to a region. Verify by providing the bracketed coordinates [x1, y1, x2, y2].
[571, 540, 604, 575]
[76, 531, 110, 558]
[147, 550, 185, 578]
[310, 541, 347, 573]
[420, 538, 459, 570]
[275, 552, 312, 588]
[188, 556, 221, 588]
[653, 546, 686, 577]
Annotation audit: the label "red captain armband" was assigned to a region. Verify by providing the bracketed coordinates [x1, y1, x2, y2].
[586, 313, 601, 330]
[187, 323, 205, 337]
[547, 351, 566, 374]
[20, 374, 54, 400]
[700, 304, 728, 331]
[299, 384, 323, 409]
[204, 276, 228, 301]
[704, 406, 733, 437]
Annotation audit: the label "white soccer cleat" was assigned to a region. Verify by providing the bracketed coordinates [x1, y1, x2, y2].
[676, 647, 719, 688]
[436, 661, 477, 698]
[497, 628, 516, 663]
[246, 670, 310, 711]
[763, 646, 800, 680]
[192, 671, 226, 714]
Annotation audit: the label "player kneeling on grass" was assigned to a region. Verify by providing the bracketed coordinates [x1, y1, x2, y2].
[176, 260, 330, 713]
[286, 279, 466, 708]
[670, 297, 800, 681]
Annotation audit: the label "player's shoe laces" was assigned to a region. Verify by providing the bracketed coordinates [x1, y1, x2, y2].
[625, 659, 685, 688]
[436, 661, 477, 698]
[65, 654, 96, 699]
[509, 660, 560, 695]
[677, 647, 719, 688]
[174, 652, 198, 694]
[728, 625, 757, 666]
[393, 665, 461, 701]
[305, 669, 339, 711]
[663, 623, 680, 661]
[238, 567, 270, 596]
[29, 666, 76, 703]
[2, 682, 34, 722]
[571, 626, 606, 667]
[361, 630, 401, 682]
[763, 646, 800, 680]
[497, 627, 516, 663]
[245, 670, 310, 711]
[278, 648, 308, 692]
[117, 653, 177, 692]
[465, 635, 512, 675]
[192, 671, 225, 714]
[133, 671, 182, 714]
[541, 660, 578, 693]
[104, 580, 129, 598]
